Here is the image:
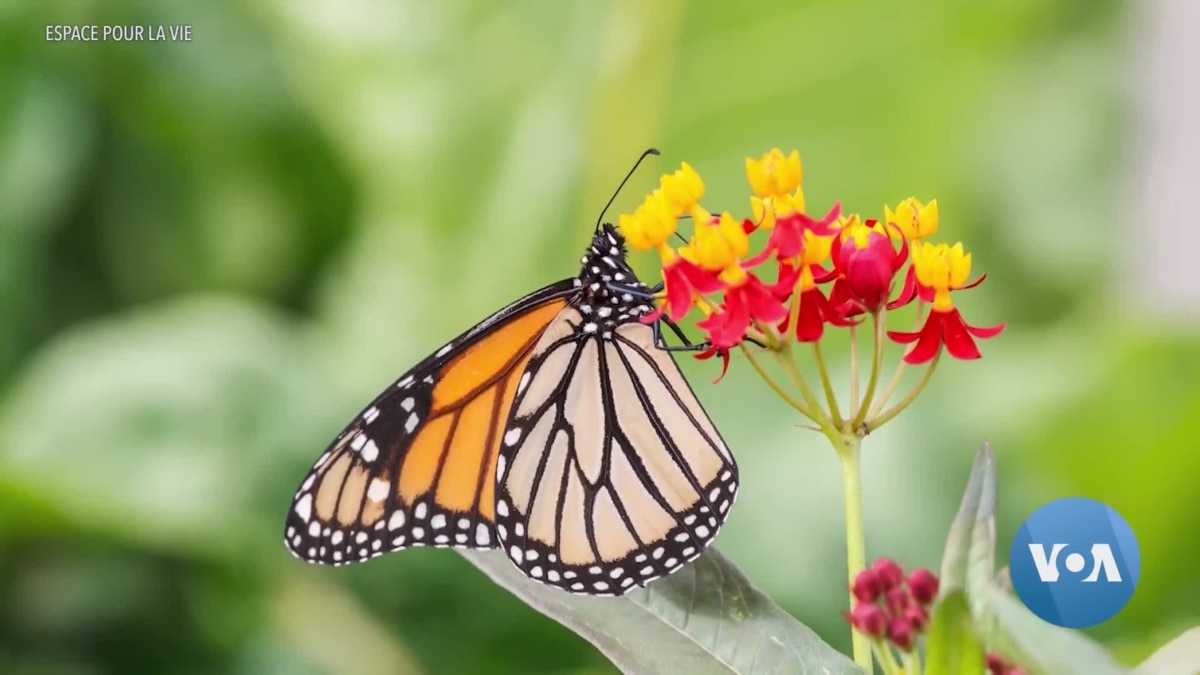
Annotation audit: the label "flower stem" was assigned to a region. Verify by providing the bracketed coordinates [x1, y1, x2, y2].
[811, 342, 843, 426]
[776, 343, 837, 437]
[832, 431, 872, 672]
[849, 324, 861, 419]
[903, 648, 922, 675]
[866, 352, 940, 432]
[878, 643, 903, 675]
[851, 311, 886, 429]
[740, 343, 815, 418]
[869, 362, 907, 420]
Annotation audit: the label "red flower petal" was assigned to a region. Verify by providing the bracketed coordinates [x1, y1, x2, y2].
[960, 272, 987, 291]
[770, 262, 802, 300]
[891, 311, 945, 364]
[887, 265, 919, 310]
[793, 288, 827, 342]
[940, 310, 982, 360]
[967, 321, 1006, 339]
[695, 343, 731, 383]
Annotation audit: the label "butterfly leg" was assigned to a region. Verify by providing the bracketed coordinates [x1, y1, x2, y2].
[652, 318, 711, 353]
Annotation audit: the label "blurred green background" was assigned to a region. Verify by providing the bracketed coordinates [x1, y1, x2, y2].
[2, 1, 1197, 673]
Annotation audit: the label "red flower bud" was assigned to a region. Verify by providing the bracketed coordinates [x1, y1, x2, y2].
[851, 568, 883, 603]
[907, 567, 940, 605]
[845, 601, 887, 638]
[887, 616, 915, 651]
[903, 604, 929, 631]
[871, 557, 904, 589]
[831, 221, 906, 314]
[985, 652, 1008, 674]
[884, 586, 910, 617]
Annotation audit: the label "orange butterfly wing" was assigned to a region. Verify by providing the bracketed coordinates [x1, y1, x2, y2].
[284, 283, 573, 565]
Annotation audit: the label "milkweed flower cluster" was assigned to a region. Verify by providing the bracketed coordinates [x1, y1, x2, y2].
[619, 149, 1006, 671]
[618, 148, 1004, 432]
[845, 558, 937, 653]
[620, 149, 1002, 367]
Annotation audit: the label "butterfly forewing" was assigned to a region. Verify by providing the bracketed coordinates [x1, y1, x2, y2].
[494, 306, 739, 596]
[284, 282, 574, 565]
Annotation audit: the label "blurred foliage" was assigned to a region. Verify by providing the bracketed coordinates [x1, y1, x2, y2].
[1, 0, 1194, 673]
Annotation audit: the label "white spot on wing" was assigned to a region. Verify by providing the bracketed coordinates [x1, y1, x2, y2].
[367, 478, 389, 502]
[294, 494, 312, 522]
[388, 511, 406, 530]
[360, 440, 379, 463]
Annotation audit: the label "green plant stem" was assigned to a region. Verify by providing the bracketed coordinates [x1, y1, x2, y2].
[878, 643, 903, 674]
[869, 643, 895, 675]
[869, 301, 925, 417]
[739, 343, 815, 418]
[869, 361, 908, 420]
[851, 311, 887, 429]
[775, 343, 837, 437]
[833, 432, 871, 672]
[903, 648, 922, 674]
[849, 324, 861, 418]
[865, 352, 941, 433]
[811, 342, 843, 426]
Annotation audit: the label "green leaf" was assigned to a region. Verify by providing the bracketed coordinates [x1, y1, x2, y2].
[978, 585, 1127, 675]
[939, 443, 996, 599]
[926, 591, 985, 675]
[1133, 626, 1200, 675]
[937, 443, 1128, 675]
[460, 548, 861, 675]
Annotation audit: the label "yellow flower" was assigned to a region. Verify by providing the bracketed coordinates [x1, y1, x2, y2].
[912, 241, 972, 310]
[838, 213, 888, 249]
[681, 209, 749, 276]
[750, 187, 806, 230]
[745, 148, 803, 200]
[885, 197, 938, 241]
[618, 189, 677, 252]
[799, 230, 833, 268]
[659, 162, 705, 216]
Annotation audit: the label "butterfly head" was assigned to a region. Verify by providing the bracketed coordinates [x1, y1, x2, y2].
[574, 224, 654, 322]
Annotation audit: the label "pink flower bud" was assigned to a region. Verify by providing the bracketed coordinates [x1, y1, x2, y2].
[871, 557, 904, 589]
[887, 616, 915, 651]
[907, 567, 940, 605]
[903, 604, 929, 630]
[851, 568, 883, 603]
[845, 601, 887, 638]
[884, 586, 910, 617]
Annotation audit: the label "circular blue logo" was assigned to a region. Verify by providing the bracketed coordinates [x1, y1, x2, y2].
[1009, 497, 1140, 628]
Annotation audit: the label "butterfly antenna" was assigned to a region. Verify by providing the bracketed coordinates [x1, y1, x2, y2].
[595, 147, 660, 233]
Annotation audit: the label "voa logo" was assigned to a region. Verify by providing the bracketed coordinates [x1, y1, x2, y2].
[1010, 497, 1140, 628]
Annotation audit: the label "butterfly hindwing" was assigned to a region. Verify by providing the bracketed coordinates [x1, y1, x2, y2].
[284, 282, 574, 565]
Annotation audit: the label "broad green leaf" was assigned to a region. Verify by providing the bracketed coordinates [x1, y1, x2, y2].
[966, 445, 998, 609]
[978, 585, 1127, 675]
[925, 591, 985, 675]
[939, 443, 995, 597]
[1133, 626, 1200, 675]
[937, 443, 1127, 675]
[461, 548, 860, 675]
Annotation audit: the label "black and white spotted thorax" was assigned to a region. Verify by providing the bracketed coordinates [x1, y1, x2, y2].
[571, 225, 655, 335]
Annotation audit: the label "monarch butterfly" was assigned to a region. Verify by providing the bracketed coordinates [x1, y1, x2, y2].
[283, 150, 739, 596]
